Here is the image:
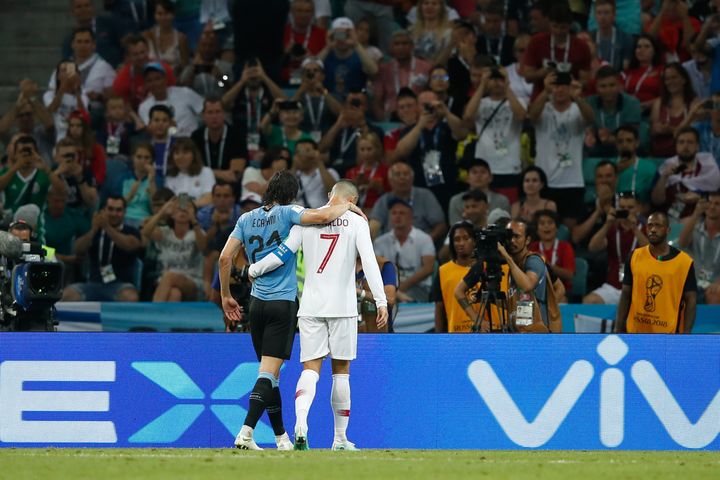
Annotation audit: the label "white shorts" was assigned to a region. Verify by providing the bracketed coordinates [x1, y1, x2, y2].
[589, 283, 622, 305]
[298, 316, 358, 363]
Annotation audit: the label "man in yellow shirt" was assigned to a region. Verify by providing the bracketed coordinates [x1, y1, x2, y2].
[615, 211, 697, 333]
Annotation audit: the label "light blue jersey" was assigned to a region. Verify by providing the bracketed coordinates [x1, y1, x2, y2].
[230, 204, 305, 301]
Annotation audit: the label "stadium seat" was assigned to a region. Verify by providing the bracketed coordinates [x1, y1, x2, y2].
[571, 257, 589, 300]
[557, 224, 570, 241]
[667, 222, 684, 246]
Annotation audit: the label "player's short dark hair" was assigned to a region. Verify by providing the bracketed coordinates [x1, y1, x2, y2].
[264, 170, 299, 206]
[595, 65, 619, 81]
[675, 126, 700, 143]
[149, 104, 173, 119]
[448, 221, 476, 261]
[615, 124, 639, 139]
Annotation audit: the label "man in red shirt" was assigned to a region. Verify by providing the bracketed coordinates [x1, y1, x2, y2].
[646, 0, 700, 63]
[112, 35, 176, 111]
[520, 4, 591, 100]
[282, 0, 327, 85]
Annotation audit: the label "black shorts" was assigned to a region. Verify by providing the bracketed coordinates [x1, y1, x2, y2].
[545, 187, 585, 221]
[247, 297, 298, 361]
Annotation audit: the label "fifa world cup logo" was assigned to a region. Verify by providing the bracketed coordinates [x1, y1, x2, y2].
[644, 275, 663, 312]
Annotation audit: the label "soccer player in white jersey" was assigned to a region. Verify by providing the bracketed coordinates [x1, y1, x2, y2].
[249, 180, 389, 451]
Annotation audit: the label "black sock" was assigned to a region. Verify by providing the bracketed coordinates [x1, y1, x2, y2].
[244, 378, 273, 429]
[266, 386, 286, 436]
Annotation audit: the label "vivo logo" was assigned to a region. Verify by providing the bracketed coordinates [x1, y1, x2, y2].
[468, 336, 720, 448]
[0, 361, 273, 444]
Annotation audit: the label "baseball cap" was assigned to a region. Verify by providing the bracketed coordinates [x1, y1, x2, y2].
[143, 62, 166, 76]
[240, 191, 262, 206]
[13, 204, 41, 231]
[387, 197, 412, 211]
[301, 57, 324, 70]
[331, 17, 354, 31]
[488, 208, 511, 225]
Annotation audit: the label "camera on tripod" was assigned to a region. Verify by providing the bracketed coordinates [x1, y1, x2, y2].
[471, 224, 514, 333]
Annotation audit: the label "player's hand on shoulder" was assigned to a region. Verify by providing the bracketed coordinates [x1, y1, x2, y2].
[376, 306, 389, 330]
[348, 202, 368, 221]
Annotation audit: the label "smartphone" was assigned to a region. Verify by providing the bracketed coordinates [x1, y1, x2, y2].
[333, 30, 348, 41]
[65, 63, 77, 76]
[350, 98, 362, 108]
[615, 210, 629, 220]
[278, 100, 300, 111]
[246, 58, 259, 68]
[674, 164, 686, 174]
[178, 193, 190, 209]
[423, 103, 435, 114]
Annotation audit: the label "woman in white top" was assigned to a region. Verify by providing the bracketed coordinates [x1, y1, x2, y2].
[410, 0, 453, 65]
[43, 60, 89, 142]
[143, 0, 189, 74]
[142, 196, 207, 302]
[164, 137, 215, 206]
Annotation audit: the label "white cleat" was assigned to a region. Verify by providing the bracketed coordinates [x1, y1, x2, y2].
[331, 439, 359, 451]
[234, 432, 263, 451]
[276, 432, 294, 451]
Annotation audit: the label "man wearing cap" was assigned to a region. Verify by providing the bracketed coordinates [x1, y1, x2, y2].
[449, 159, 511, 225]
[372, 30, 431, 122]
[528, 71, 595, 228]
[291, 57, 343, 140]
[370, 161, 447, 243]
[138, 62, 204, 137]
[373, 197, 436, 303]
[318, 17, 379, 97]
[112, 35, 176, 111]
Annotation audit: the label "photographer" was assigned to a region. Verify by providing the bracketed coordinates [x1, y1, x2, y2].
[584, 192, 648, 305]
[291, 57, 342, 140]
[498, 218, 559, 332]
[393, 90, 466, 212]
[0, 135, 67, 241]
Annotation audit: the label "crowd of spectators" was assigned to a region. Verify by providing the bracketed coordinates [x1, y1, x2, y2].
[2, 0, 720, 328]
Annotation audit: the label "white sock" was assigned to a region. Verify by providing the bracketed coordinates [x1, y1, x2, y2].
[331, 374, 351, 442]
[294, 369, 319, 435]
[239, 425, 253, 438]
[275, 432, 290, 446]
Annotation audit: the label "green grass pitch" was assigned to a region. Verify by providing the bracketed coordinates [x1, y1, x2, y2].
[1, 449, 718, 480]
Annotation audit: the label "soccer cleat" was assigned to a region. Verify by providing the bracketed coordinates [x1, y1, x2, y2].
[331, 440, 359, 451]
[293, 431, 310, 451]
[234, 432, 263, 451]
[276, 433, 294, 451]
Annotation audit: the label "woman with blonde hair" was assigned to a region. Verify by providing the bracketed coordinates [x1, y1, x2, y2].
[344, 131, 390, 212]
[411, 0, 453, 64]
[164, 137, 215, 206]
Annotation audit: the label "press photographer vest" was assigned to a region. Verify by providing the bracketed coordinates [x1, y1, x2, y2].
[626, 245, 693, 333]
[507, 252, 562, 333]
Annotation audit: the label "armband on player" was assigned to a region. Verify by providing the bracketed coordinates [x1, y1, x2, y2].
[274, 242, 293, 263]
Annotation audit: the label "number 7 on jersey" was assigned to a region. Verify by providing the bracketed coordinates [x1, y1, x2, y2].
[317, 233, 340, 274]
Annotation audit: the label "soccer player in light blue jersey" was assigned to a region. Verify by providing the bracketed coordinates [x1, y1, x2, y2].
[219, 170, 364, 450]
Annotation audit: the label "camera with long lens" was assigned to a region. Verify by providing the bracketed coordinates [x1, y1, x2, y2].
[473, 224, 513, 296]
[0, 238, 64, 332]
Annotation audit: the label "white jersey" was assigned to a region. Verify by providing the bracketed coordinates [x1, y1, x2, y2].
[250, 210, 387, 317]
